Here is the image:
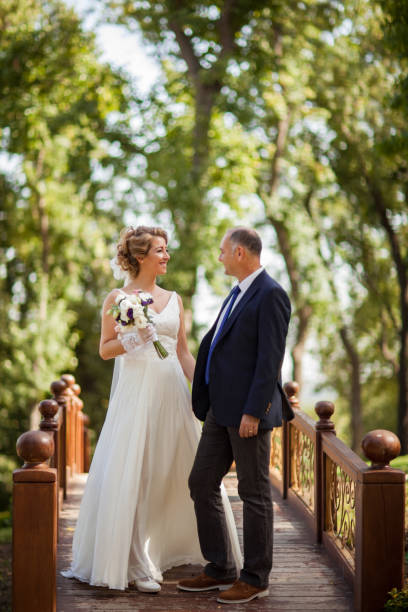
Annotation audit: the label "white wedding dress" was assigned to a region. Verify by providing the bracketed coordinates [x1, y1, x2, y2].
[63, 290, 242, 590]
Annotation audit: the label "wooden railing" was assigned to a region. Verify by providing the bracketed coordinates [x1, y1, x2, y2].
[12, 374, 90, 612]
[11, 378, 406, 612]
[270, 382, 405, 612]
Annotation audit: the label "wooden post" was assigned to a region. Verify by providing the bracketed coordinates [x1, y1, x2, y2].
[51, 379, 68, 499]
[72, 383, 84, 473]
[355, 429, 405, 612]
[13, 430, 57, 612]
[82, 413, 91, 473]
[61, 374, 76, 476]
[314, 401, 336, 543]
[283, 381, 300, 500]
[39, 399, 61, 522]
[39, 399, 59, 467]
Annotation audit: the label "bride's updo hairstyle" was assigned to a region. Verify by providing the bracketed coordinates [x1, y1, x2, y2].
[116, 226, 168, 278]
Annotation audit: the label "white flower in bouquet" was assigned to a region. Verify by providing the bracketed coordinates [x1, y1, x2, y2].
[107, 291, 168, 359]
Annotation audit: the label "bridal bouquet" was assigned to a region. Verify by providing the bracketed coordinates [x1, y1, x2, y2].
[108, 291, 168, 359]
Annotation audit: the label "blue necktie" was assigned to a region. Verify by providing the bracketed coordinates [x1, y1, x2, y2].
[205, 285, 241, 384]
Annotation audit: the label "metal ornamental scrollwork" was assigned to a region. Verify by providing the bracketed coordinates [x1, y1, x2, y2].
[290, 428, 314, 511]
[270, 427, 282, 474]
[327, 457, 356, 561]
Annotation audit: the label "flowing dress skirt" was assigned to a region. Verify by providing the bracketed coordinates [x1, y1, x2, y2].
[63, 292, 241, 589]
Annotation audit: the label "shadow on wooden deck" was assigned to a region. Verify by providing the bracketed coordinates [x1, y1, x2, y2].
[57, 472, 353, 611]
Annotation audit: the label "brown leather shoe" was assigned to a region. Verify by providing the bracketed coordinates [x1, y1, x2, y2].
[178, 572, 235, 592]
[217, 580, 269, 603]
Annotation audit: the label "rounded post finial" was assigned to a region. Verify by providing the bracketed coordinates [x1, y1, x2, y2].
[39, 399, 59, 431]
[72, 383, 81, 397]
[362, 429, 401, 468]
[315, 400, 336, 432]
[16, 430, 54, 468]
[50, 379, 67, 397]
[61, 374, 75, 388]
[283, 381, 300, 409]
[39, 399, 58, 419]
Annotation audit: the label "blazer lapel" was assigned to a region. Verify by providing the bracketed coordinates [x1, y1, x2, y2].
[204, 292, 234, 349]
[216, 270, 266, 342]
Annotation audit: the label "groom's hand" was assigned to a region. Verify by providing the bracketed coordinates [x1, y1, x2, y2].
[239, 414, 260, 438]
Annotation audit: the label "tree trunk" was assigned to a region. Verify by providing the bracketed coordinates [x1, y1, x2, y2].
[167, 18, 228, 329]
[366, 177, 408, 451]
[193, 82, 218, 180]
[256, 108, 313, 390]
[340, 326, 363, 452]
[38, 193, 50, 321]
[266, 211, 311, 393]
[306, 204, 365, 446]
[292, 304, 313, 391]
[30, 151, 49, 429]
[398, 301, 408, 452]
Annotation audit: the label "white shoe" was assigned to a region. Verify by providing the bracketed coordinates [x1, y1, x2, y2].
[60, 569, 74, 579]
[134, 576, 161, 593]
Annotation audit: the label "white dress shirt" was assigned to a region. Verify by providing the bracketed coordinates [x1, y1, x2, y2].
[212, 266, 264, 339]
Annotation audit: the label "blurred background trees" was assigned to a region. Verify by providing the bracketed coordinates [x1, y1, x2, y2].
[1, 0, 407, 512]
[0, 0, 133, 506]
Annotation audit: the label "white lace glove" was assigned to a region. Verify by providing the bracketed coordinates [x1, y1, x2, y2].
[118, 324, 155, 354]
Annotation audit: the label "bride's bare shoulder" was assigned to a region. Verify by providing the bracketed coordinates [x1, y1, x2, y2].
[158, 287, 173, 296]
[155, 287, 173, 302]
[174, 292, 185, 310]
[102, 288, 123, 309]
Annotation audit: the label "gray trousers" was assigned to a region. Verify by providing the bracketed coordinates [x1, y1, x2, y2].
[188, 409, 273, 589]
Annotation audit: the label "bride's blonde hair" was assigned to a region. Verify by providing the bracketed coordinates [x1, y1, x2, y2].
[116, 226, 168, 278]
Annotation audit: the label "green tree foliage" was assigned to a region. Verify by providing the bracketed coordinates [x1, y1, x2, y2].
[0, 0, 135, 488]
[101, 0, 407, 449]
[1, 0, 408, 506]
[104, 0, 295, 320]
[380, 0, 408, 117]
[310, 0, 408, 449]
[213, 0, 343, 390]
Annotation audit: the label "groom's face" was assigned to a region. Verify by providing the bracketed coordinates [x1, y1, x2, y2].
[219, 235, 237, 277]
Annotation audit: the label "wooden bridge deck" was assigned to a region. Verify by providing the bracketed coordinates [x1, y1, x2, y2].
[57, 472, 353, 611]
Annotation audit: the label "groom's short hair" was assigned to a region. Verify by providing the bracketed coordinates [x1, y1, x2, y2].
[228, 227, 262, 256]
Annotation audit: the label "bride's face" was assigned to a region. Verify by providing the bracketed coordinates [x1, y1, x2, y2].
[141, 236, 170, 275]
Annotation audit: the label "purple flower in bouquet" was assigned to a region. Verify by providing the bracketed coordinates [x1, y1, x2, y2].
[107, 291, 168, 359]
[137, 292, 154, 308]
[133, 290, 168, 359]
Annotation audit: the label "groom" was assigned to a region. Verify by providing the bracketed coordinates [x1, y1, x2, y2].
[178, 227, 293, 604]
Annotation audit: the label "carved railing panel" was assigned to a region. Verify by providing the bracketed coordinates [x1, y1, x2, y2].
[270, 427, 283, 475]
[326, 456, 356, 566]
[290, 426, 314, 512]
[269, 387, 404, 610]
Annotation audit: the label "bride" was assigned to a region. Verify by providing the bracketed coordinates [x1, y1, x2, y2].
[62, 226, 241, 593]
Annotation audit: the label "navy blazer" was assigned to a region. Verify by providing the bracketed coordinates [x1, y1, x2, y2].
[192, 270, 294, 429]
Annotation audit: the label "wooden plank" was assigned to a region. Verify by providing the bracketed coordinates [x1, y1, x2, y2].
[57, 472, 353, 611]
